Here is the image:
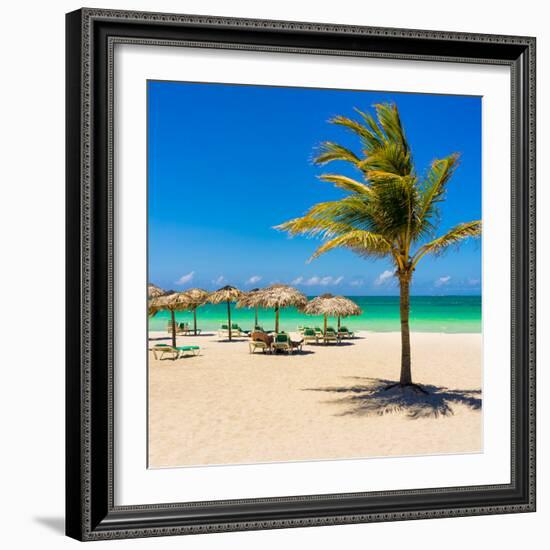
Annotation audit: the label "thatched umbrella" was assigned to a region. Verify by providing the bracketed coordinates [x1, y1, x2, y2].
[303, 293, 362, 335]
[236, 288, 261, 328]
[179, 288, 209, 335]
[208, 285, 243, 341]
[148, 292, 189, 348]
[333, 296, 363, 331]
[148, 283, 165, 298]
[252, 284, 307, 333]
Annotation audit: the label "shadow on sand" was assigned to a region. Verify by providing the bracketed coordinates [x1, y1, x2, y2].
[303, 376, 482, 419]
[149, 332, 217, 341]
[308, 341, 357, 347]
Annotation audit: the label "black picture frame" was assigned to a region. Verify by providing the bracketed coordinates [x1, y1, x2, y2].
[66, 8, 536, 541]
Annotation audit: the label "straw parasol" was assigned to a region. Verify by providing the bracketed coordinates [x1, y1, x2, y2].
[179, 288, 209, 335]
[148, 283, 165, 298]
[208, 285, 243, 341]
[302, 293, 362, 335]
[236, 288, 261, 328]
[333, 296, 363, 331]
[148, 292, 189, 347]
[252, 284, 307, 333]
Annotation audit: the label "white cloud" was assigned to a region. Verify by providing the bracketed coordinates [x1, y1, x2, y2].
[350, 279, 365, 287]
[435, 275, 452, 287]
[246, 275, 262, 285]
[375, 270, 394, 286]
[468, 278, 480, 286]
[297, 275, 344, 286]
[213, 275, 225, 286]
[175, 271, 194, 285]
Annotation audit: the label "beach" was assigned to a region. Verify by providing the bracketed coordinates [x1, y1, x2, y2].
[148, 330, 482, 468]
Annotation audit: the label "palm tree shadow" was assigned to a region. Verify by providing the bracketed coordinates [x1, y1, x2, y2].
[303, 377, 482, 419]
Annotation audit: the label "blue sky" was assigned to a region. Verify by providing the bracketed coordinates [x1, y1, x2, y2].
[148, 80, 481, 296]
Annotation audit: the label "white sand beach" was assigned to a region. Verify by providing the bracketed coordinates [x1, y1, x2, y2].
[148, 331, 482, 468]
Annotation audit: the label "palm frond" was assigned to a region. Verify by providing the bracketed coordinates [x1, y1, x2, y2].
[361, 142, 412, 176]
[318, 174, 371, 195]
[362, 174, 419, 239]
[275, 216, 353, 240]
[330, 114, 384, 151]
[417, 154, 460, 229]
[354, 108, 386, 145]
[310, 230, 393, 261]
[314, 142, 361, 167]
[274, 197, 375, 238]
[374, 103, 410, 156]
[412, 220, 481, 266]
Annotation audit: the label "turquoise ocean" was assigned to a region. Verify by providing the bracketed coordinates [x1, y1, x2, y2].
[148, 295, 481, 334]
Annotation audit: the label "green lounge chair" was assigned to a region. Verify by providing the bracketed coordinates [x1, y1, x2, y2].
[323, 328, 341, 345]
[303, 328, 319, 344]
[179, 322, 201, 335]
[231, 323, 249, 335]
[166, 321, 187, 334]
[272, 333, 293, 354]
[338, 326, 354, 338]
[150, 344, 200, 360]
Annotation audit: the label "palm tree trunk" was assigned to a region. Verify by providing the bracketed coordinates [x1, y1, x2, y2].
[275, 307, 280, 333]
[227, 301, 232, 341]
[193, 308, 197, 335]
[399, 274, 412, 385]
[170, 309, 176, 348]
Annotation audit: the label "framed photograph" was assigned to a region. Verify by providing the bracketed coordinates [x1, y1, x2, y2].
[66, 8, 536, 541]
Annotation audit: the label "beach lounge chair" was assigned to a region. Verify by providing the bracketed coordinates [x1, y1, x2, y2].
[314, 327, 323, 337]
[323, 328, 341, 345]
[231, 323, 250, 336]
[249, 340, 270, 353]
[338, 326, 354, 338]
[178, 322, 201, 335]
[303, 328, 319, 345]
[249, 331, 273, 354]
[150, 344, 200, 360]
[177, 322, 190, 334]
[167, 321, 183, 334]
[165, 321, 191, 335]
[272, 333, 293, 354]
[290, 338, 304, 352]
[218, 324, 230, 338]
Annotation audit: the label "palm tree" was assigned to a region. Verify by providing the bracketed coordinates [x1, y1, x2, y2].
[276, 103, 481, 390]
